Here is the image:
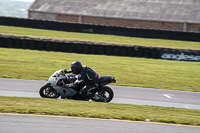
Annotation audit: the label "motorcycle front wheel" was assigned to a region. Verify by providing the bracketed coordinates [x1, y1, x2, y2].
[39, 84, 60, 99]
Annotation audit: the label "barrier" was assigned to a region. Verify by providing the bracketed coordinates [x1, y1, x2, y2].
[0, 35, 199, 62]
[0, 16, 200, 42]
[160, 49, 200, 61]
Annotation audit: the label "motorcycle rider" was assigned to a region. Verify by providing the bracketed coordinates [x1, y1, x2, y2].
[63, 61, 102, 101]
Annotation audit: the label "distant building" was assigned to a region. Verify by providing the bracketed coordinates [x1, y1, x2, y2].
[28, 0, 200, 32]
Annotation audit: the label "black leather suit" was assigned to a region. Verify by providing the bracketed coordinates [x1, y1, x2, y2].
[66, 66, 100, 99]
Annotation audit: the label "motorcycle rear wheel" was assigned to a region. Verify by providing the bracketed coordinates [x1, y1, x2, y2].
[96, 86, 114, 102]
[39, 85, 60, 99]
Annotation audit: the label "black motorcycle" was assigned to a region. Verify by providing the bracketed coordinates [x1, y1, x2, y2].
[39, 69, 116, 102]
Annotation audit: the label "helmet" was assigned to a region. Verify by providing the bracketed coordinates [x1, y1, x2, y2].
[71, 61, 83, 74]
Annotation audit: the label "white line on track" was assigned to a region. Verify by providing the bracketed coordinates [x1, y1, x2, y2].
[1, 91, 200, 110]
[162, 94, 181, 99]
[183, 105, 191, 109]
[163, 94, 173, 99]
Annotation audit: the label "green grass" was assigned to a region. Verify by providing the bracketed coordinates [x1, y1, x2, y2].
[1, 25, 200, 126]
[0, 96, 200, 126]
[0, 48, 200, 92]
[0, 25, 200, 49]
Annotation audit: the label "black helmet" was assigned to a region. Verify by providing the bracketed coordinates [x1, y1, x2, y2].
[71, 61, 83, 74]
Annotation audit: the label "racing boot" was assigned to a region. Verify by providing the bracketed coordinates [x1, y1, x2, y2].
[84, 92, 94, 101]
[92, 95, 104, 102]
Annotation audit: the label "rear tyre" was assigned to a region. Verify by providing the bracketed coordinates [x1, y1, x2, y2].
[96, 86, 114, 102]
[39, 84, 60, 99]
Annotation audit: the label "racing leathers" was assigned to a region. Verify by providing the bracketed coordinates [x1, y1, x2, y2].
[65, 66, 100, 99]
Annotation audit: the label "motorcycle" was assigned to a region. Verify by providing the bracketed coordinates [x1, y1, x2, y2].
[39, 69, 116, 102]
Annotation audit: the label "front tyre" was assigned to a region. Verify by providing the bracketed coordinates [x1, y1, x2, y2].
[96, 86, 114, 102]
[39, 84, 60, 99]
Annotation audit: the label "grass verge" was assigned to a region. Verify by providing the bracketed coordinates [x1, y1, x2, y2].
[0, 25, 200, 50]
[0, 48, 200, 92]
[0, 96, 200, 126]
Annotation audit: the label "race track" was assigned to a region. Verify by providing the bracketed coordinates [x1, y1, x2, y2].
[0, 113, 200, 133]
[0, 78, 200, 109]
[1, 78, 200, 132]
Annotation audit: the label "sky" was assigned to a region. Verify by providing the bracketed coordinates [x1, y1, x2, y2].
[0, 0, 34, 18]
[11, 0, 34, 2]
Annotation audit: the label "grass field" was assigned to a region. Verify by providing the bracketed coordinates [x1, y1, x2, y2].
[1, 96, 200, 126]
[0, 48, 200, 92]
[0, 25, 200, 126]
[0, 25, 200, 50]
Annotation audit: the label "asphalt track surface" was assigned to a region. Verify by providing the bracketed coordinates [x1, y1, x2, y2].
[0, 113, 200, 133]
[1, 78, 200, 132]
[0, 78, 200, 109]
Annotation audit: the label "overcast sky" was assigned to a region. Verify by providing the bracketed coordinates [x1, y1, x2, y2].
[12, 0, 34, 2]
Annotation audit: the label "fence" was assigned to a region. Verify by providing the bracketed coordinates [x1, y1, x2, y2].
[0, 16, 200, 42]
[0, 36, 199, 62]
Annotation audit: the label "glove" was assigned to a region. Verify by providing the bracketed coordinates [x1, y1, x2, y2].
[64, 69, 72, 73]
[62, 83, 73, 88]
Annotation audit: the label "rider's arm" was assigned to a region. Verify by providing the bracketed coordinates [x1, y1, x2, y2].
[64, 69, 72, 73]
[70, 72, 85, 88]
[63, 73, 84, 88]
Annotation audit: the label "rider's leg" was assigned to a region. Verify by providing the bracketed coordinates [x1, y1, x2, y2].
[80, 84, 97, 99]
